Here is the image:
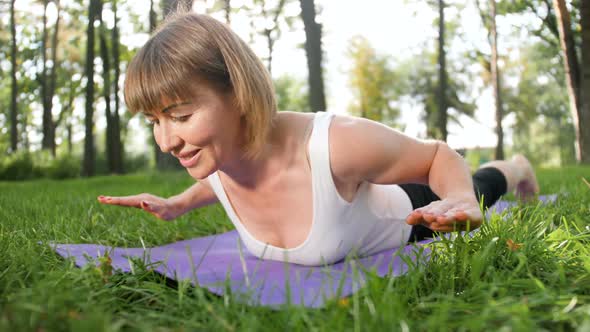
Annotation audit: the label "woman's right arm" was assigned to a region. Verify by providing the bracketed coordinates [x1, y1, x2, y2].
[97, 178, 219, 221]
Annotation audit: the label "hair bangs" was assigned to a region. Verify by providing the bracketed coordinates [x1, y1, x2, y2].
[124, 38, 196, 115]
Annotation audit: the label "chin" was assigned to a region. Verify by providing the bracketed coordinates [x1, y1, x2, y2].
[186, 164, 215, 181]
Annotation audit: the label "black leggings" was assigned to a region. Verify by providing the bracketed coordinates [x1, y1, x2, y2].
[400, 167, 508, 242]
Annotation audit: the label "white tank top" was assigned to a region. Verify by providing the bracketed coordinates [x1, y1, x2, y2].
[207, 112, 414, 265]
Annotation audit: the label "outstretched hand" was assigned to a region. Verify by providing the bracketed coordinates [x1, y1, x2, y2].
[97, 193, 183, 221]
[405, 195, 483, 232]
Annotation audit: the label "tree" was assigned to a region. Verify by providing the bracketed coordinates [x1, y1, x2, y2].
[40, 0, 51, 153]
[9, 0, 18, 152]
[437, 0, 448, 141]
[111, 0, 123, 173]
[489, 0, 504, 160]
[476, 0, 505, 159]
[505, 43, 575, 166]
[398, 47, 476, 139]
[581, 0, 590, 164]
[223, 0, 231, 24]
[39, 0, 62, 156]
[239, 0, 294, 75]
[415, 0, 471, 140]
[162, 0, 194, 16]
[52, 0, 86, 157]
[346, 36, 400, 125]
[497, 0, 586, 163]
[258, 0, 287, 75]
[99, 0, 123, 174]
[150, 0, 157, 31]
[299, 0, 326, 112]
[553, 0, 589, 163]
[83, 0, 100, 177]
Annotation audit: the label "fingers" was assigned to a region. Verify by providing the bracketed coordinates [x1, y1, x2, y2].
[98, 194, 171, 220]
[98, 194, 162, 214]
[98, 195, 143, 208]
[406, 208, 482, 232]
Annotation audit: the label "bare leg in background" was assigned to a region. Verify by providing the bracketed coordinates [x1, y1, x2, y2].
[478, 154, 540, 200]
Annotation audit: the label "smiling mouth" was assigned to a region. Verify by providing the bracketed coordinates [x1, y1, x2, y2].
[177, 150, 201, 167]
[178, 150, 199, 159]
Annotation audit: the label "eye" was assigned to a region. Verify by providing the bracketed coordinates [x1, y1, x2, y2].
[170, 114, 192, 123]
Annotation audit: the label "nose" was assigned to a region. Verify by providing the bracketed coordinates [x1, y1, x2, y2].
[155, 122, 182, 154]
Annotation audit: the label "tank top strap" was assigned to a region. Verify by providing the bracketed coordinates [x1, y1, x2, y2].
[308, 111, 347, 206]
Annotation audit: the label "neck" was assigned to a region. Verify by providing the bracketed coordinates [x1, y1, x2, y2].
[219, 132, 286, 190]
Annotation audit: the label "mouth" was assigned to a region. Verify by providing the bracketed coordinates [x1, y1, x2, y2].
[177, 149, 201, 168]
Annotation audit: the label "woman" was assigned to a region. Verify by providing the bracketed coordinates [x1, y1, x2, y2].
[98, 13, 539, 266]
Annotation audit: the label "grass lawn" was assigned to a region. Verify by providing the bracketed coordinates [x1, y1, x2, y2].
[1, 166, 589, 331]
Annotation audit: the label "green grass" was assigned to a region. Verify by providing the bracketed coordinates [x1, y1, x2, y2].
[1, 167, 589, 331]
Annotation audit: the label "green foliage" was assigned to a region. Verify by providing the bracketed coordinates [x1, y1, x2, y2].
[346, 36, 401, 126]
[274, 74, 310, 112]
[504, 42, 575, 166]
[45, 153, 82, 179]
[123, 153, 152, 174]
[0, 150, 152, 181]
[497, 0, 581, 49]
[464, 147, 496, 171]
[0, 151, 80, 181]
[394, 48, 476, 139]
[0, 151, 39, 180]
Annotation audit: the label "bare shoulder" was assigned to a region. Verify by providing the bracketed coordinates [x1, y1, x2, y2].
[328, 114, 439, 186]
[276, 111, 315, 125]
[274, 111, 316, 139]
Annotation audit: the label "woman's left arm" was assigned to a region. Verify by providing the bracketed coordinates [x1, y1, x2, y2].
[329, 115, 482, 232]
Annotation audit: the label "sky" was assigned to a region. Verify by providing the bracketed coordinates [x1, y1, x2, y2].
[12, 0, 522, 151]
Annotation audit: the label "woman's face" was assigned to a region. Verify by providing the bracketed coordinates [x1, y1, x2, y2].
[144, 84, 244, 180]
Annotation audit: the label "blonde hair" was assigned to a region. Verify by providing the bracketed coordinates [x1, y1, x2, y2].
[124, 13, 277, 159]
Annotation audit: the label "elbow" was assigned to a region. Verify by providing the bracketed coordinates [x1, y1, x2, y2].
[427, 140, 465, 171]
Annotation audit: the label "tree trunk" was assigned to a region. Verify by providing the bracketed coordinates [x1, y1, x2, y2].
[580, 0, 590, 163]
[65, 80, 75, 154]
[41, 0, 51, 152]
[224, 0, 231, 24]
[22, 108, 29, 150]
[112, 0, 124, 173]
[265, 29, 273, 74]
[83, 0, 99, 177]
[10, 0, 18, 153]
[490, 0, 504, 160]
[161, 0, 194, 17]
[437, 0, 448, 141]
[299, 0, 326, 112]
[553, 0, 584, 163]
[150, 0, 157, 31]
[67, 122, 73, 154]
[47, 0, 61, 156]
[261, 0, 286, 76]
[99, 0, 114, 173]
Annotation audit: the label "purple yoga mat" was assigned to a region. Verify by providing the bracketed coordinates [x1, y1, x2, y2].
[51, 195, 556, 308]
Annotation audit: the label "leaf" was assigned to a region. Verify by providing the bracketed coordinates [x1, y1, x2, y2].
[338, 297, 350, 308]
[506, 239, 523, 251]
[98, 252, 113, 282]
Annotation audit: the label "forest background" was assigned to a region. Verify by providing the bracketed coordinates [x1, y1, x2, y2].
[1, 0, 589, 180]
